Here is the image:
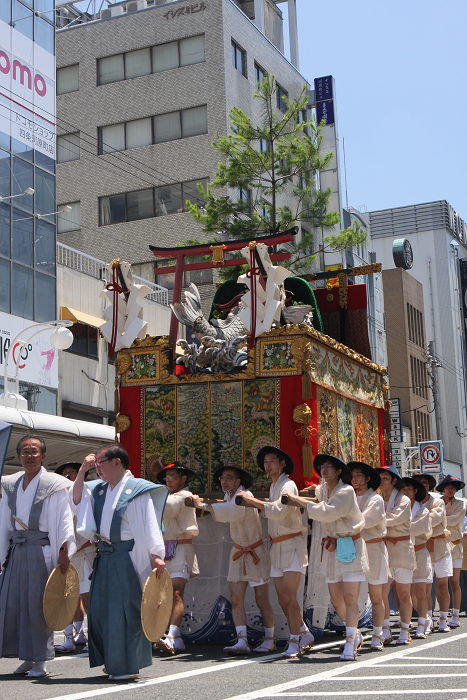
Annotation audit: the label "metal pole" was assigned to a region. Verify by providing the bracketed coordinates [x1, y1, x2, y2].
[428, 339, 443, 442]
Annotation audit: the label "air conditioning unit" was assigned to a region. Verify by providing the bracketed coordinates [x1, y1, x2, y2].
[101, 5, 124, 19]
[127, 0, 147, 12]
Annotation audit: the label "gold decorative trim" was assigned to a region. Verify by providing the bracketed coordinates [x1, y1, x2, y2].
[275, 378, 281, 446]
[114, 414, 131, 433]
[255, 337, 301, 377]
[256, 324, 387, 376]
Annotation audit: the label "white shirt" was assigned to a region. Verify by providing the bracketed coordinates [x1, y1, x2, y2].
[0, 467, 76, 573]
[73, 471, 165, 588]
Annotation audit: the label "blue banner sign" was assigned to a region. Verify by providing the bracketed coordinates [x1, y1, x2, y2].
[314, 76, 333, 102]
[316, 99, 335, 125]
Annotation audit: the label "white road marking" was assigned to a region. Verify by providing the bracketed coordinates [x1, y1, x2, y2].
[396, 656, 467, 661]
[32, 632, 467, 700]
[269, 692, 467, 697]
[327, 674, 467, 681]
[221, 632, 467, 700]
[378, 663, 467, 667]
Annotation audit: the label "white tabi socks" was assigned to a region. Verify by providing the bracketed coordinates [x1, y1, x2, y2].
[283, 634, 301, 658]
[439, 611, 451, 632]
[168, 625, 185, 650]
[74, 620, 87, 645]
[382, 618, 392, 642]
[415, 617, 426, 638]
[253, 626, 275, 653]
[397, 621, 411, 644]
[224, 625, 250, 654]
[450, 608, 460, 628]
[299, 623, 314, 653]
[56, 624, 75, 653]
[28, 661, 47, 678]
[14, 660, 34, 674]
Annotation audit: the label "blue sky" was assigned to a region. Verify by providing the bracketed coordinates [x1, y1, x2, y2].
[70, 0, 467, 217]
[292, 0, 467, 216]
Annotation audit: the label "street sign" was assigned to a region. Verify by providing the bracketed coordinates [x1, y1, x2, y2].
[389, 398, 403, 443]
[419, 440, 443, 474]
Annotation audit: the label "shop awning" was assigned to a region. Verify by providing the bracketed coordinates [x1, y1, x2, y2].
[0, 406, 115, 475]
[61, 306, 105, 329]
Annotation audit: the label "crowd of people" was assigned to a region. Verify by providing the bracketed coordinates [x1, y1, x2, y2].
[0, 435, 465, 680]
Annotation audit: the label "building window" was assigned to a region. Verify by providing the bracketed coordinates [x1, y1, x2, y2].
[57, 133, 80, 163]
[254, 62, 266, 85]
[57, 202, 80, 233]
[237, 187, 251, 215]
[65, 323, 99, 359]
[57, 64, 79, 95]
[99, 179, 207, 226]
[276, 84, 288, 113]
[98, 106, 207, 154]
[97, 35, 205, 85]
[232, 40, 246, 76]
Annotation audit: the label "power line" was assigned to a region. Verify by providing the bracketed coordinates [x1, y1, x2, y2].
[0, 87, 207, 203]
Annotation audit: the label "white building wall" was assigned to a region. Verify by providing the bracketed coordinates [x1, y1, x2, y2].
[57, 264, 171, 421]
[370, 202, 467, 476]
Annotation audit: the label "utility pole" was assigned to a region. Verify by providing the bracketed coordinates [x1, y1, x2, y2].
[427, 340, 443, 442]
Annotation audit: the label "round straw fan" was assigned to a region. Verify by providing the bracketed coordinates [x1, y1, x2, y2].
[141, 568, 173, 642]
[43, 564, 79, 631]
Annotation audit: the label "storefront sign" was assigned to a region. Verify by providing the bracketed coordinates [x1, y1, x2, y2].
[0, 18, 55, 159]
[0, 311, 58, 389]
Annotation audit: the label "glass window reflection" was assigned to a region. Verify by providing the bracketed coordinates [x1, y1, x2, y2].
[12, 208, 33, 266]
[12, 263, 33, 319]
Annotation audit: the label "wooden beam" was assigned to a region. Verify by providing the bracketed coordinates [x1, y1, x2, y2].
[154, 252, 290, 277]
[149, 227, 298, 258]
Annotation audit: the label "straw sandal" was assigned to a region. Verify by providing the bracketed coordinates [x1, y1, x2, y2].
[253, 636, 277, 653]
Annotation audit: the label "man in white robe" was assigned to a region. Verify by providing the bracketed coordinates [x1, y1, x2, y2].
[72, 445, 167, 681]
[238, 447, 311, 659]
[0, 435, 76, 677]
[192, 466, 274, 655]
[154, 462, 199, 654]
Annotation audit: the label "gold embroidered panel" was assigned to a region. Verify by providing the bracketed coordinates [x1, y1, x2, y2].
[317, 385, 337, 455]
[309, 342, 384, 408]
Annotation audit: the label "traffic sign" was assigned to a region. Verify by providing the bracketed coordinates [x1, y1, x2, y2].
[419, 440, 443, 474]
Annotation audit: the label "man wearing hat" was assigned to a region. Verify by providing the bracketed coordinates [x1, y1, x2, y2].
[401, 477, 432, 639]
[71, 445, 167, 681]
[289, 455, 368, 660]
[437, 474, 466, 629]
[192, 466, 274, 655]
[54, 462, 95, 653]
[377, 464, 415, 645]
[238, 447, 311, 659]
[413, 472, 451, 634]
[350, 461, 389, 651]
[0, 435, 76, 677]
[154, 462, 199, 654]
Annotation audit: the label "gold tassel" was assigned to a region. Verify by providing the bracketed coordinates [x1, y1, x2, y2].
[301, 359, 313, 399]
[302, 442, 314, 478]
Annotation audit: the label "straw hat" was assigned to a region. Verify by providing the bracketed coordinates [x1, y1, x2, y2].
[314, 454, 352, 484]
[436, 474, 466, 492]
[376, 464, 405, 490]
[141, 569, 173, 642]
[413, 472, 437, 491]
[156, 462, 196, 485]
[347, 461, 381, 491]
[43, 564, 79, 631]
[212, 466, 254, 490]
[402, 476, 427, 502]
[256, 446, 294, 475]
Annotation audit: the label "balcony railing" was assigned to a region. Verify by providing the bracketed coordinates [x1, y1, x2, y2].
[57, 242, 169, 306]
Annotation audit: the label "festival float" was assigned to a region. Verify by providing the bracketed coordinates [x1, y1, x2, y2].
[100, 229, 390, 644]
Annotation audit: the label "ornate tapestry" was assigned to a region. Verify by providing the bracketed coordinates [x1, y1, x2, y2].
[316, 386, 337, 455]
[310, 343, 384, 408]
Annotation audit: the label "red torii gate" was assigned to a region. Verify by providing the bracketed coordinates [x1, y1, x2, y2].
[150, 227, 298, 356]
